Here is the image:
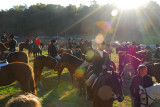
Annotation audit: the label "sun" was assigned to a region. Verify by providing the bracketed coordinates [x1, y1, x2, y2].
[113, 0, 149, 9]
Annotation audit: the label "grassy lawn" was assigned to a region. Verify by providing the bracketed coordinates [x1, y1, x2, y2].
[0, 48, 133, 107]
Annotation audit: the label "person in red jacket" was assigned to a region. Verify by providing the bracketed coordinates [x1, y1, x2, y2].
[130, 43, 137, 56]
[34, 36, 40, 47]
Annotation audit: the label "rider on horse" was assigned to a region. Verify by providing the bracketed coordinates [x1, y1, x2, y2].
[9, 35, 17, 52]
[48, 39, 61, 59]
[34, 36, 40, 48]
[1, 32, 8, 43]
[86, 41, 111, 100]
[48, 39, 57, 57]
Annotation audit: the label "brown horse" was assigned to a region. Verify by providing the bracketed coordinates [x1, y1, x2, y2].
[92, 68, 124, 107]
[0, 62, 37, 94]
[55, 54, 117, 95]
[0, 43, 28, 63]
[34, 48, 73, 84]
[123, 54, 160, 82]
[33, 55, 58, 83]
[55, 54, 85, 95]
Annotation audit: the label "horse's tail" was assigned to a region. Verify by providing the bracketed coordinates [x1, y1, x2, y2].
[33, 55, 46, 82]
[29, 66, 37, 95]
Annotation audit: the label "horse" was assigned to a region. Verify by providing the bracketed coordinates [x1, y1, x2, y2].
[118, 51, 127, 73]
[122, 54, 160, 83]
[19, 42, 44, 56]
[55, 53, 117, 96]
[32, 44, 42, 57]
[139, 84, 160, 107]
[0, 43, 28, 63]
[92, 69, 124, 107]
[34, 49, 73, 84]
[33, 55, 58, 84]
[0, 62, 37, 95]
[19, 42, 33, 55]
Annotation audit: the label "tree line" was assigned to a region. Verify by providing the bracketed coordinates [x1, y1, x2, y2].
[0, 1, 160, 44]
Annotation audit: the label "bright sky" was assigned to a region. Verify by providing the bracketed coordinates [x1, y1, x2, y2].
[0, 0, 159, 10]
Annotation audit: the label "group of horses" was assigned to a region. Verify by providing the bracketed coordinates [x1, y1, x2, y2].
[0, 40, 123, 107]
[19, 42, 44, 57]
[3, 41, 160, 107]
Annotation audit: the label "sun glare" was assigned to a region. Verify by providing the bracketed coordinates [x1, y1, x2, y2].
[113, 0, 149, 9]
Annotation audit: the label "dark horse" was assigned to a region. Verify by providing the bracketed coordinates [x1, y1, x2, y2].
[19, 42, 33, 55]
[122, 54, 160, 82]
[0, 43, 28, 63]
[19, 42, 44, 56]
[33, 55, 58, 84]
[0, 62, 37, 94]
[92, 68, 124, 107]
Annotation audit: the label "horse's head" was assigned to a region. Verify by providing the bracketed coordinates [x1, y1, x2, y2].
[98, 69, 124, 102]
[110, 72, 124, 102]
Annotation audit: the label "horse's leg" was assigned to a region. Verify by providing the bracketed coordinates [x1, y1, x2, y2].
[71, 73, 74, 84]
[58, 66, 64, 84]
[29, 76, 37, 95]
[19, 81, 30, 94]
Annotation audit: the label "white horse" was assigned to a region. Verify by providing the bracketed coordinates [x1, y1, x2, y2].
[139, 84, 160, 107]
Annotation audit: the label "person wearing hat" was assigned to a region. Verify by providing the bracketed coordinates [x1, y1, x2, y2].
[1, 32, 8, 43]
[129, 65, 153, 107]
[34, 36, 40, 47]
[48, 39, 58, 58]
[86, 41, 111, 100]
[73, 45, 83, 59]
[9, 35, 17, 52]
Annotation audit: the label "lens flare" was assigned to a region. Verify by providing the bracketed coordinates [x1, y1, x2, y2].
[111, 9, 118, 16]
[95, 33, 104, 44]
[57, 82, 77, 100]
[86, 50, 94, 60]
[98, 86, 113, 100]
[75, 67, 85, 78]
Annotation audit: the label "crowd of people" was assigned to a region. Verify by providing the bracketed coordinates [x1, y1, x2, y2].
[1, 32, 160, 107]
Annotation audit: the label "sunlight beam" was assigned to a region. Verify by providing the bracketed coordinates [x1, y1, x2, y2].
[59, 6, 103, 35]
[111, 10, 123, 42]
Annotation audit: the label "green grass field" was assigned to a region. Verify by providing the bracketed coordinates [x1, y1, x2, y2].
[0, 48, 133, 107]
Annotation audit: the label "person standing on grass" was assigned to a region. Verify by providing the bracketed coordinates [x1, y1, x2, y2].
[129, 65, 153, 107]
